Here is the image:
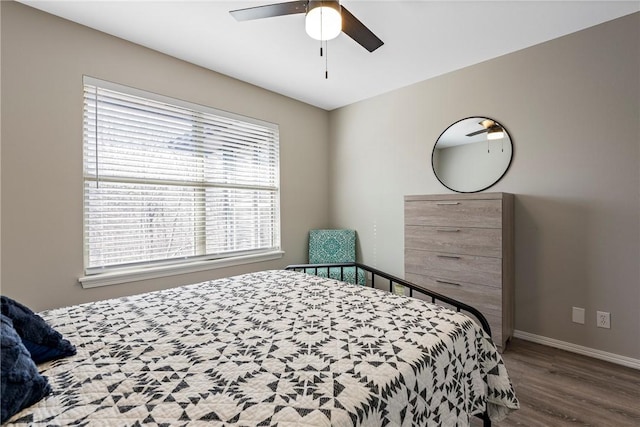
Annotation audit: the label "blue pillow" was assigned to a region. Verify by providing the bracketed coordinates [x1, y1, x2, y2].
[1, 314, 52, 423]
[1, 296, 76, 364]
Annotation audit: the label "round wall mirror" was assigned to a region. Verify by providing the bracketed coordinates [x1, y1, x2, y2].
[432, 117, 513, 193]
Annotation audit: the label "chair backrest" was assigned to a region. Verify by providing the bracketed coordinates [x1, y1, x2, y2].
[308, 229, 356, 264]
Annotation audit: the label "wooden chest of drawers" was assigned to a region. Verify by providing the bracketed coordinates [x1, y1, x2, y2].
[404, 193, 514, 350]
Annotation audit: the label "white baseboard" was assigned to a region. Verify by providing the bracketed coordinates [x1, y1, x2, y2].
[513, 330, 640, 370]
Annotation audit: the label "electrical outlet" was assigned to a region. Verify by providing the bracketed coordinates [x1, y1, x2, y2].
[597, 311, 611, 329]
[572, 307, 585, 324]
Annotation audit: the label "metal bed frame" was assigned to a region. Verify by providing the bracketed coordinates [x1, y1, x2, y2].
[285, 262, 493, 427]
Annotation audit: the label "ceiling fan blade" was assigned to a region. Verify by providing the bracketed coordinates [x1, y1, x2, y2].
[340, 6, 383, 52]
[230, 1, 307, 21]
[466, 128, 490, 137]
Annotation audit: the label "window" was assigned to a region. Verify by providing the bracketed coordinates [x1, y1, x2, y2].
[81, 77, 280, 287]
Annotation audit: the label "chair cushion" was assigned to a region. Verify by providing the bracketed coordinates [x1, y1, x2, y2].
[309, 229, 356, 264]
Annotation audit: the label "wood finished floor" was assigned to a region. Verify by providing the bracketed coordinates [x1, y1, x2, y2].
[472, 338, 640, 427]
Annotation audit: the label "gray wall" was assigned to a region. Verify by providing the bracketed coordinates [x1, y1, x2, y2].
[329, 13, 639, 359]
[1, 2, 330, 310]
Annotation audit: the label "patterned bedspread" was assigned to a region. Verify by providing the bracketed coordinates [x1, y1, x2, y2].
[8, 270, 518, 426]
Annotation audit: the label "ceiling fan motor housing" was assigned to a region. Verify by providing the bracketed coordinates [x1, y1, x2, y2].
[307, 0, 341, 13]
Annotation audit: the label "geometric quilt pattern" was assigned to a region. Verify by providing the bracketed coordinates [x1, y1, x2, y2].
[7, 270, 518, 426]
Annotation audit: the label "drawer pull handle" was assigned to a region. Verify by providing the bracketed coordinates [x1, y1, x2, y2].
[437, 255, 461, 259]
[436, 202, 460, 205]
[436, 228, 460, 233]
[436, 279, 461, 286]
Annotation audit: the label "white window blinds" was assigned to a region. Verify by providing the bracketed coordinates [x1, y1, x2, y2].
[83, 77, 280, 274]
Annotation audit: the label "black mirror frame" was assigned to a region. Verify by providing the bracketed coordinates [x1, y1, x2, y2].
[431, 116, 514, 193]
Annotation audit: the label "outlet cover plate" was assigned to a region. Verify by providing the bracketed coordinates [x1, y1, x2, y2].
[597, 311, 611, 328]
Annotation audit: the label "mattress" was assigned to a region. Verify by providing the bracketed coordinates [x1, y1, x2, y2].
[7, 270, 518, 426]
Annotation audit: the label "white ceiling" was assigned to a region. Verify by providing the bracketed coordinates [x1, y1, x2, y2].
[19, 1, 640, 111]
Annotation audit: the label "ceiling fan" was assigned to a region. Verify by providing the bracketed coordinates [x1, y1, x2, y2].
[229, 1, 384, 53]
[466, 119, 505, 140]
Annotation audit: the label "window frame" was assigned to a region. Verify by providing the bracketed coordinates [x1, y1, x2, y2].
[79, 77, 282, 288]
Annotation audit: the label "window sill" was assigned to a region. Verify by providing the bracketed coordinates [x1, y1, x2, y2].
[79, 250, 285, 289]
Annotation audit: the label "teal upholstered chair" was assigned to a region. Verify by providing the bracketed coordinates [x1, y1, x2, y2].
[306, 229, 366, 285]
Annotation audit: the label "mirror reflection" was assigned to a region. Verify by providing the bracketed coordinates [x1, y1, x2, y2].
[432, 117, 513, 193]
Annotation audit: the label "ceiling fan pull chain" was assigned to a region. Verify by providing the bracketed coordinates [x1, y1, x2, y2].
[325, 40, 329, 79]
[319, 5, 323, 57]
[320, 4, 323, 56]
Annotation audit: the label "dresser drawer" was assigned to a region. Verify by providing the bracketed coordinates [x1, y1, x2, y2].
[405, 225, 502, 257]
[405, 249, 502, 288]
[406, 273, 503, 345]
[405, 198, 502, 228]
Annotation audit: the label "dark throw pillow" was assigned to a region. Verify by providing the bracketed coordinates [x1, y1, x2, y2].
[1, 296, 76, 364]
[1, 314, 52, 423]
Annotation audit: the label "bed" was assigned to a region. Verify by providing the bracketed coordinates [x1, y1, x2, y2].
[3, 265, 519, 426]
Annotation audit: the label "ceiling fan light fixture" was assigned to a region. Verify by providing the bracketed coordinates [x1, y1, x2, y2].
[305, 1, 342, 41]
[487, 126, 505, 140]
